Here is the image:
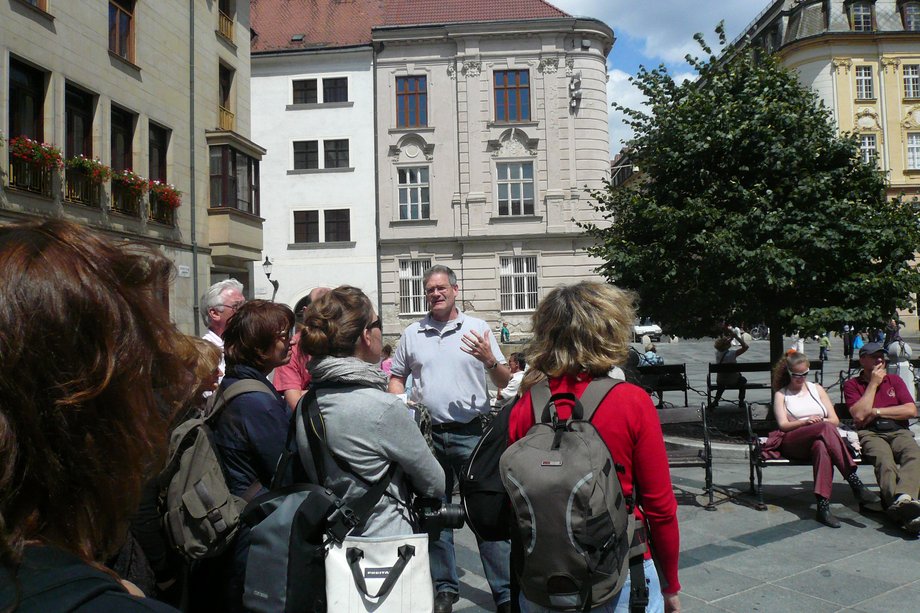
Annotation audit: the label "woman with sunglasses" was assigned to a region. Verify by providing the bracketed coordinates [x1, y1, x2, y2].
[208, 299, 296, 612]
[299, 286, 444, 536]
[769, 351, 880, 527]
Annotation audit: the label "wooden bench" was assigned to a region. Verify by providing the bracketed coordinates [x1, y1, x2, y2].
[745, 401, 864, 510]
[707, 360, 824, 408]
[659, 403, 715, 510]
[638, 363, 689, 408]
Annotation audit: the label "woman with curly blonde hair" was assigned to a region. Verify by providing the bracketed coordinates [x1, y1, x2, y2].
[507, 281, 680, 613]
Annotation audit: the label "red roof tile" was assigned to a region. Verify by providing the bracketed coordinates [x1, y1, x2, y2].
[251, 0, 572, 53]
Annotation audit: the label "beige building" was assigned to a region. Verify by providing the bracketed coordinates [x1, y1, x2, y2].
[0, 0, 264, 334]
[374, 8, 615, 336]
[738, 0, 920, 329]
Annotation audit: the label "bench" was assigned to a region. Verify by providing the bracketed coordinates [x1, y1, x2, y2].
[659, 403, 715, 511]
[707, 361, 825, 408]
[745, 401, 864, 510]
[637, 363, 688, 408]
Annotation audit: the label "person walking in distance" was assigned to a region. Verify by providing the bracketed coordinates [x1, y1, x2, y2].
[389, 265, 512, 613]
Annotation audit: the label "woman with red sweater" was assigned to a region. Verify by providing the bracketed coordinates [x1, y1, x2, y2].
[507, 282, 681, 613]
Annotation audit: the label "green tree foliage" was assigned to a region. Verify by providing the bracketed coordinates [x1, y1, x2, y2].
[585, 25, 920, 358]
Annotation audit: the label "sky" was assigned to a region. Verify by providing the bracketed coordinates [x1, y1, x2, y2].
[549, 0, 771, 157]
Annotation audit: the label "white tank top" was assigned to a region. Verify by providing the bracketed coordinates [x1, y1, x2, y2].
[782, 382, 827, 420]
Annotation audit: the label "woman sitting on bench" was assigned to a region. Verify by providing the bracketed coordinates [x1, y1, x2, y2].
[766, 352, 881, 527]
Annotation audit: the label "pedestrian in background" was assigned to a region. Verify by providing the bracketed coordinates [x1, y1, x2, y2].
[843, 324, 854, 360]
[0, 220, 187, 612]
[819, 333, 831, 361]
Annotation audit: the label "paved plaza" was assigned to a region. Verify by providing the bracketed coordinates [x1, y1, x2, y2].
[452, 335, 920, 612]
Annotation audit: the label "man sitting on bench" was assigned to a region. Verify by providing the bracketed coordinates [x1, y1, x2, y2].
[844, 342, 920, 535]
[710, 328, 749, 408]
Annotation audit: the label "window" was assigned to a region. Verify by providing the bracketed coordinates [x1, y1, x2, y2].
[292, 210, 349, 243]
[109, 1, 135, 61]
[496, 162, 535, 216]
[149, 124, 169, 182]
[855, 66, 874, 99]
[902, 1, 920, 30]
[219, 64, 235, 129]
[9, 59, 45, 142]
[323, 78, 348, 103]
[293, 140, 318, 170]
[324, 139, 349, 168]
[209, 145, 260, 214]
[110, 106, 135, 172]
[21, 0, 48, 11]
[860, 134, 878, 165]
[294, 210, 319, 243]
[908, 133, 920, 169]
[850, 1, 873, 31]
[324, 209, 350, 242]
[905, 65, 920, 98]
[397, 167, 430, 220]
[218, 0, 234, 40]
[500, 256, 538, 312]
[399, 258, 432, 314]
[65, 85, 94, 159]
[396, 76, 427, 128]
[494, 70, 530, 122]
[293, 79, 317, 104]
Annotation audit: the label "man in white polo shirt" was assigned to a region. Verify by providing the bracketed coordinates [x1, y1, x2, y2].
[389, 265, 511, 613]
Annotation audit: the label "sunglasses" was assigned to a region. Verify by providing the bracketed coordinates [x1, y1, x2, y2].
[366, 318, 382, 330]
[787, 369, 810, 378]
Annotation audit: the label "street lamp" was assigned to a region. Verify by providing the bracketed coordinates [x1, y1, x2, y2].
[262, 256, 279, 302]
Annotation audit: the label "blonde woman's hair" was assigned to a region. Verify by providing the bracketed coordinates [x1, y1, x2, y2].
[772, 351, 809, 391]
[520, 281, 636, 394]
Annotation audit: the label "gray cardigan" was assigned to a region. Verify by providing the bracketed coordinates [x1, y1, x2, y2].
[316, 385, 445, 536]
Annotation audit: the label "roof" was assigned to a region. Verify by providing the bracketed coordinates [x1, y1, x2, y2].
[251, 0, 572, 54]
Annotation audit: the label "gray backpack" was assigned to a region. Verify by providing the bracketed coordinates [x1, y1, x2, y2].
[499, 377, 648, 612]
[159, 379, 274, 560]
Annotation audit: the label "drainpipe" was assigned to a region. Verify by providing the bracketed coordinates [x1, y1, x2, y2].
[453, 53, 467, 307]
[372, 43, 383, 320]
[189, 0, 200, 335]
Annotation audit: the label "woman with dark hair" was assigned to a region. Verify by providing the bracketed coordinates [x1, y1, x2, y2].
[299, 286, 443, 536]
[507, 281, 680, 613]
[209, 299, 295, 612]
[766, 352, 880, 528]
[0, 220, 188, 612]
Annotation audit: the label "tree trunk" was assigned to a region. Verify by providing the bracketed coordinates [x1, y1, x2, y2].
[768, 320, 784, 369]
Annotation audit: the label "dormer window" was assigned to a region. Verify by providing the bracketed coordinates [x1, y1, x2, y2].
[849, 1, 874, 31]
[902, 1, 920, 30]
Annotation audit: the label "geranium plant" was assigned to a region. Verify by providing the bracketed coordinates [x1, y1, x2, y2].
[148, 180, 182, 210]
[65, 155, 112, 184]
[8, 136, 63, 169]
[111, 169, 149, 197]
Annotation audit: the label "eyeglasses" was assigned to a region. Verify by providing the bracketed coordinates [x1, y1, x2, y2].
[366, 318, 382, 331]
[788, 369, 810, 378]
[277, 326, 296, 341]
[424, 285, 452, 296]
[219, 300, 245, 312]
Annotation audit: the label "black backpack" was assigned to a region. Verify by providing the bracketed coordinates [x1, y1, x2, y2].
[459, 398, 516, 541]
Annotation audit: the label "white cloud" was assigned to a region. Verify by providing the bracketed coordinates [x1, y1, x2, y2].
[606, 69, 642, 154]
[552, 0, 763, 66]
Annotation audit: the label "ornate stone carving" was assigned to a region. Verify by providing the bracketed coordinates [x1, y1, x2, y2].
[832, 58, 852, 73]
[487, 128, 539, 158]
[389, 134, 435, 163]
[462, 60, 481, 77]
[565, 58, 575, 76]
[881, 57, 901, 73]
[902, 105, 920, 129]
[447, 62, 457, 79]
[855, 107, 881, 131]
[538, 57, 559, 74]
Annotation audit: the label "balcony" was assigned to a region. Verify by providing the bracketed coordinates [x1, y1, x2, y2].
[219, 105, 235, 131]
[8, 155, 53, 197]
[64, 167, 102, 207]
[148, 191, 175, 225]
[111, 182, 141, 216]
[218, 10, 234, 42]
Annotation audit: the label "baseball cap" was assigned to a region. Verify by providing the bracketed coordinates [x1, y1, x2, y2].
[859, 341, 886, 357]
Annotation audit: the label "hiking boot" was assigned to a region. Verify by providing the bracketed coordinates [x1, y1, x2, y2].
[816, 505, 841, 528]
[434, 591, 459, 613]
[853, 486, 883, 513]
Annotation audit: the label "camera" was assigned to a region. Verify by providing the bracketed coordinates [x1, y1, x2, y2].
[414, 497, 466, 535]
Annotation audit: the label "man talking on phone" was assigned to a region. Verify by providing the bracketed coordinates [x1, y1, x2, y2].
[844, 342, 920, 534]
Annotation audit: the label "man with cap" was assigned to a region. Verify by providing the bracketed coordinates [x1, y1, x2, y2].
[843, 341, 920, 534]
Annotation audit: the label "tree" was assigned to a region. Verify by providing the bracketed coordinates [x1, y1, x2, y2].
[584, 25, 920, 364]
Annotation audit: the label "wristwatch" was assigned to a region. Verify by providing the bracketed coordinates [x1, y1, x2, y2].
[487, 360, 498, 370]
[875, 408, 881, 417]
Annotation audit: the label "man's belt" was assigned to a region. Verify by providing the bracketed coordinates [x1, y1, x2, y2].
[431, 419, 482, 434]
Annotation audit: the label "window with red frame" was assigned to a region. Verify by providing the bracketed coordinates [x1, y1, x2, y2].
[494, 70, 530, 122]
[396, 76, 427, 128]
[109, 1, 135, 61]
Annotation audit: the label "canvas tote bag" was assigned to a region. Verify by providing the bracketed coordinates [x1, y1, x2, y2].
[325, 533, 432, 612]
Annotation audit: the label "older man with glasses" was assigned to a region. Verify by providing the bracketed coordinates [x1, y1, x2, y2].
[199, 278, 246, 383]
[844, 341, 920, 534]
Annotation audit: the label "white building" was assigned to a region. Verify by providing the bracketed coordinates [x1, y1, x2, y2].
[250, 6, 379, 311]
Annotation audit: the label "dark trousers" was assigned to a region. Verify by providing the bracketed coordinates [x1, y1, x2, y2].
[859, 428, 920, 507]
[779, 421, 856, 499]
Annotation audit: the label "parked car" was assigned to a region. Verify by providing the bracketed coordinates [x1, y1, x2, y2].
[634, 318, 662, 342]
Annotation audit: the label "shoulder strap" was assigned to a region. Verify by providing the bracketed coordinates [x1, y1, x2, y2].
[530, 379, 552, 423]
[203, 378, 276, 422]
[578, 377, 621, 422]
